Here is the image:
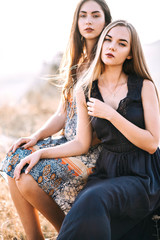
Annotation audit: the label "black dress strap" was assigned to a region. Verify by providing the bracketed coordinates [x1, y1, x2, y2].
[127, 74, 144, 101]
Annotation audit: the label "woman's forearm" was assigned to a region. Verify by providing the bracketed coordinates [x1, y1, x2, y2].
[33, 114, 65, 140]
[39, 138, 90, 159]
[110, 110, 159, 153]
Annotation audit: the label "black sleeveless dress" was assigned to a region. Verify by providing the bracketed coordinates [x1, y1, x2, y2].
[57, 74, 160, 240]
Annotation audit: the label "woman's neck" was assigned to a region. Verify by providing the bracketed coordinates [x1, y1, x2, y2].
[101, 66, 126, 86]
[85, 38, 97, 59]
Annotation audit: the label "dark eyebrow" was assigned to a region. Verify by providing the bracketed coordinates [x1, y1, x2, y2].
[79, 10, 101, 14]
[92, 11, 101, 14]
[106, 34, 128, 43]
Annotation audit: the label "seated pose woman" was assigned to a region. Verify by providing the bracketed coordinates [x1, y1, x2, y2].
[57, 20, 160, 240]
[0, 0, 111, 239]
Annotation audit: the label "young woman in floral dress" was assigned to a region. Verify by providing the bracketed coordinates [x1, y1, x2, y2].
[0, 1, 111, 239]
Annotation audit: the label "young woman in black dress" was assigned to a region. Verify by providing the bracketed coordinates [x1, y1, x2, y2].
[57, 20, 160, 240]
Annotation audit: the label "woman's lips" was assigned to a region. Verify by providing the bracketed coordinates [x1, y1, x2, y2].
[85, 28, 94, 33]
[106, 53, 114, 58]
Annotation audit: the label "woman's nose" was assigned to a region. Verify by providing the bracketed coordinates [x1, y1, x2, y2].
[109, 45, 116, 51]
[86, 16, 92, 25]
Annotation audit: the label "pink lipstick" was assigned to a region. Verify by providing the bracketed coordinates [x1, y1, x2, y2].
[85, 28, 94, 33]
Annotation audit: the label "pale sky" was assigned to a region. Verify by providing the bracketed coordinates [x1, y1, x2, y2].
[0, 0, 160, 76]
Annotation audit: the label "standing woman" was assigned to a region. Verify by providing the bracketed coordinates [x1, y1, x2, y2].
[57, 20, 160, 240]
[0, 1, 111, 239]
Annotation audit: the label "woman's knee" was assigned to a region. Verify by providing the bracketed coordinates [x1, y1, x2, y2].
[76, 186, 106, 211]
[75, 184, 115, 217]
[7, 174, 14, 183]
[16, 173, 36, 197]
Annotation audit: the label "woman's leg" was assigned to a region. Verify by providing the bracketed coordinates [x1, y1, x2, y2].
[16, 173, 65, 232]
[8, 176, 44, 240]
[57, 176, 150, 240]
[58, 181, 111, 240]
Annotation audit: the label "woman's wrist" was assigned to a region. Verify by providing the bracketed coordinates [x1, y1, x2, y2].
[31, 131, 42, 142]
[105, 106, 116, 122]
[39, 147, 53, 159]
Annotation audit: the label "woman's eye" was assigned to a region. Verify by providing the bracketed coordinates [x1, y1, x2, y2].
[119, 43, 126, 46]
[79, 14, 86, 18]
[93, 14, 99, 18]
[104, 38, 111, 42]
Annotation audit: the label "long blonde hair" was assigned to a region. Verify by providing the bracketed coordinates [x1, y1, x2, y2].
[77, 20, 158, 98]
[59, 0, 112, 105]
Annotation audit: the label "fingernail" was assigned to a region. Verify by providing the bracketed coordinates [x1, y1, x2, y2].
[25, 170, 28, 174]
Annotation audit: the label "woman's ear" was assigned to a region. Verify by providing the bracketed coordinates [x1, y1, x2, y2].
[126, 55, 132, 60]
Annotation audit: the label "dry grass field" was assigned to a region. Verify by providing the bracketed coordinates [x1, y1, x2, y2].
[0, 82, 61, 240]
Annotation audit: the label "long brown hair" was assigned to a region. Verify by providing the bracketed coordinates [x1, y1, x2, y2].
[77, 20, 159, 99]
[59, 0, 112, 105]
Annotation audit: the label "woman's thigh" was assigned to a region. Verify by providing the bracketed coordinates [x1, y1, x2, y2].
[58, 176, 150, 240]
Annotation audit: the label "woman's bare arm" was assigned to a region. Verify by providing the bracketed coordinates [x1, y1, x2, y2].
[14, 88, 92, 179]
[108, 80, 160, 153]
[32, 99, 67, 140]
[88, 80, 160, 154]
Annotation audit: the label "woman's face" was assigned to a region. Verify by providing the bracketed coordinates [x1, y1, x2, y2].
[101, 26, 132, 66]
[78, 1, 105, 40]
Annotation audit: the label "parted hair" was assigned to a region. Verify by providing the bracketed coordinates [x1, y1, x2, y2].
[76, 20, 158, 99]
[59, 0, 112, 105]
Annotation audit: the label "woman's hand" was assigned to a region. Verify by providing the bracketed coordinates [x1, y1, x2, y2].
[13, 150, 43, 180]
[8, 136, 38, 153]
[87, 98, 115, 120]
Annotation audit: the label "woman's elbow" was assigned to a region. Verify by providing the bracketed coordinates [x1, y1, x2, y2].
[75, 134, 91, 154]
[147, 141, 159, 154]
[80, 141, 91, 154]
[81, 143, 91, 154]
[148, 148, 157, 154]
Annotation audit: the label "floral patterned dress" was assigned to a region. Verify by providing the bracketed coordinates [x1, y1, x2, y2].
[0, 97, 102, 214]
